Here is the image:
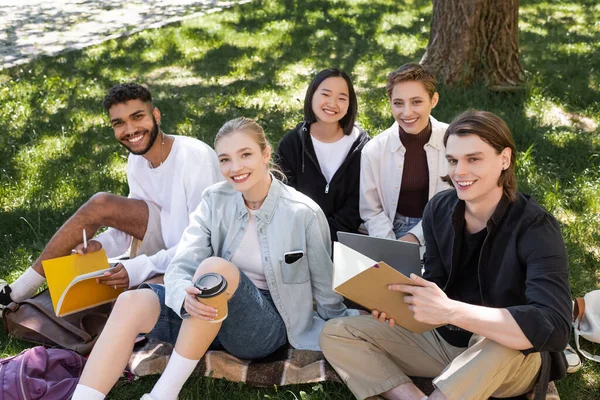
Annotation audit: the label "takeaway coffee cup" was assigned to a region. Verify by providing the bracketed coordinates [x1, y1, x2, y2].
[194, 272, 228, 323]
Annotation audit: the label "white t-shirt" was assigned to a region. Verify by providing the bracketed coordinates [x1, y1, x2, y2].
[311, 127, 358, 183]
[230, 209, 267, 290]
[94, 135, 222, 287]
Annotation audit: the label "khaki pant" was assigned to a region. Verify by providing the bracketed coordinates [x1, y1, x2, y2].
[319, 316, 541, 400]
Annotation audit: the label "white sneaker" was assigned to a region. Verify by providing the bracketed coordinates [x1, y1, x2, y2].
[564, 344, 582, 373]
[140, 395, 155, 400]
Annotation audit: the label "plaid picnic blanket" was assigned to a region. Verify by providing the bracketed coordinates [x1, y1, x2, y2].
[128, 339, 340, 387]
[127, 339, 560, 399]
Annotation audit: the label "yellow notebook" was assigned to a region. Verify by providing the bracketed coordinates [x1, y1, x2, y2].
[42, 249, 124, 317]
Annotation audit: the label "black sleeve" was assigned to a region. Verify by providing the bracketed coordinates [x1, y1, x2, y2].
[507, 214, 572, 354]
[421, 200, 448, 288]
[275, 134, 297, 188]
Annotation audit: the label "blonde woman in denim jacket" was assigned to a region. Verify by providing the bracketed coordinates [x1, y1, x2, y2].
[73, 117, 358, 400]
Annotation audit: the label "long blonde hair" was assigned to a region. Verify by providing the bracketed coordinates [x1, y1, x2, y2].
[215, 117, 285, 181]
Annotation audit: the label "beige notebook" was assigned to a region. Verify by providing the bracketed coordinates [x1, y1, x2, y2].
[333, 241, 439, 334]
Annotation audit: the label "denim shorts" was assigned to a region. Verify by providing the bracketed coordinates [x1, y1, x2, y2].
[393, 213, 421, 239]
[141, 270, 287, 360]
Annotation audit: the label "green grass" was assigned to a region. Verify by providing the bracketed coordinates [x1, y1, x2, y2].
[1, 0, 599, 398]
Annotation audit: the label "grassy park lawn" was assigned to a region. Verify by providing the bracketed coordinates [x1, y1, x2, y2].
[1, 0, 599, 398]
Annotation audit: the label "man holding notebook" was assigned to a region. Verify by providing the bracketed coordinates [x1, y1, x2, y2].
[320, 111, 571, 400]
[0, 83, 221, 307]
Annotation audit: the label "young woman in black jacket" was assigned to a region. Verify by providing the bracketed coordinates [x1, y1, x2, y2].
[276, 68, 369, 241]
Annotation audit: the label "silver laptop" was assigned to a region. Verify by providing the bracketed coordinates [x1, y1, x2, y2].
[337, 232, 422, 277]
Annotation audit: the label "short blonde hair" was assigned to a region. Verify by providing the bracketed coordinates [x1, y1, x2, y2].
[386, 63, 437, 99]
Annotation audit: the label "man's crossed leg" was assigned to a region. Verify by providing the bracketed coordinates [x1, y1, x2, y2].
[1, 192, 148, 305]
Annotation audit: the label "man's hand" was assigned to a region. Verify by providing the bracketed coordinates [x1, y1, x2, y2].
[398, 233, 420, 245]
[389, 274, 456, 325]
[183, 286, 219, 321]
[96, 263, 130, 288]
[73, 239, 102, 255]
[371, 309, 396, 327]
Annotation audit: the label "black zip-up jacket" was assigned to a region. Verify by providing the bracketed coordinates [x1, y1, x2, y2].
[422, 189, 571, 393]
[275, 122, 370, 241]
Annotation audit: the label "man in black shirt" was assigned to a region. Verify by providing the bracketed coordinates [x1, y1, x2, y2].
[320, 111, 571, 400]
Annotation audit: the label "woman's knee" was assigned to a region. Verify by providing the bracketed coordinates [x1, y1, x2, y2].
[192, 257, 241, 297]
[112, 289, 160, 332]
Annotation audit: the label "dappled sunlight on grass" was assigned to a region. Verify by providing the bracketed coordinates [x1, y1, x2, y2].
[375, 32, 425, 55]
[525, 92, 598, 132]
[519, 22, 548, 37]
[520, 3, 591, 38]
[8, 136, 75, 208]
[552, 42, 598, 56]
[274, 61, 315, 89]
[141, 47, 168, 63]
[380, 11, 421, 30]
[0, 0, 598, 398]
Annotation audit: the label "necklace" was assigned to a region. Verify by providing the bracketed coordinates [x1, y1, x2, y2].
[150, 131, 165, 169]
[244, 193, 268, 210]
[159, 131, 165, 166]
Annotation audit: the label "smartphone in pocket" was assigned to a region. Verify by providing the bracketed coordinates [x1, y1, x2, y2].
[284, 250, 304, 264]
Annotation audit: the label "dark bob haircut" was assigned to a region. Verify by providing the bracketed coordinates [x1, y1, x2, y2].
[303, 68, 357, 136]
[103, 83, 153, 113]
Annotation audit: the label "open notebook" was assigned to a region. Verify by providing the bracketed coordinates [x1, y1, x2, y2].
[333, 241, 438, 334]
[42, 249, 124, 317]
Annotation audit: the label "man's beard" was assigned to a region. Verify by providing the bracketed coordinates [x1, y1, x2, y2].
[119, 116, 160, 155]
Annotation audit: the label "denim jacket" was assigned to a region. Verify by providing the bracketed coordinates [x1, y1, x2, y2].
[165, 178, 358, 350]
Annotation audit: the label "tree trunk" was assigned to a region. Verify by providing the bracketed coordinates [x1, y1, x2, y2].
[420, 0, 524, 88]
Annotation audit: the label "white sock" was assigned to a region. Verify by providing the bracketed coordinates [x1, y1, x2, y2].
[149, 350, 199, 400]
[420, 397, 428, 400]
[10, 268, 45, 302]
[71, 384, 105, 400]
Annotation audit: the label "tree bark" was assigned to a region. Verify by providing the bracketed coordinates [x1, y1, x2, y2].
[420, 0, 524, 87]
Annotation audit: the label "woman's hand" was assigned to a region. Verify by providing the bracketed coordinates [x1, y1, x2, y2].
[183, 286, 219, 321]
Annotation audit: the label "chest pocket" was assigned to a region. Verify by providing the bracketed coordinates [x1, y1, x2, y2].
[280, 256, 310, 284]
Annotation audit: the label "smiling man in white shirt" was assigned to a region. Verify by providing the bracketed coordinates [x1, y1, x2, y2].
[0, 83, 222, 306]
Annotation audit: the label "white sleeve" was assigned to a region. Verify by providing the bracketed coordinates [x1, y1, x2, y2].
[186, 153, 223, 214]
[121, 246, 177, 288]
[93, 228, 132, 258]
[360, 148, 395, 239]
[407, 221, 424, 246]
[165, 198, 214, 318]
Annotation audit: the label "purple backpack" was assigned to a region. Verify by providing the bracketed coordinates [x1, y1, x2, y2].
[0, 346, 85, 400]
